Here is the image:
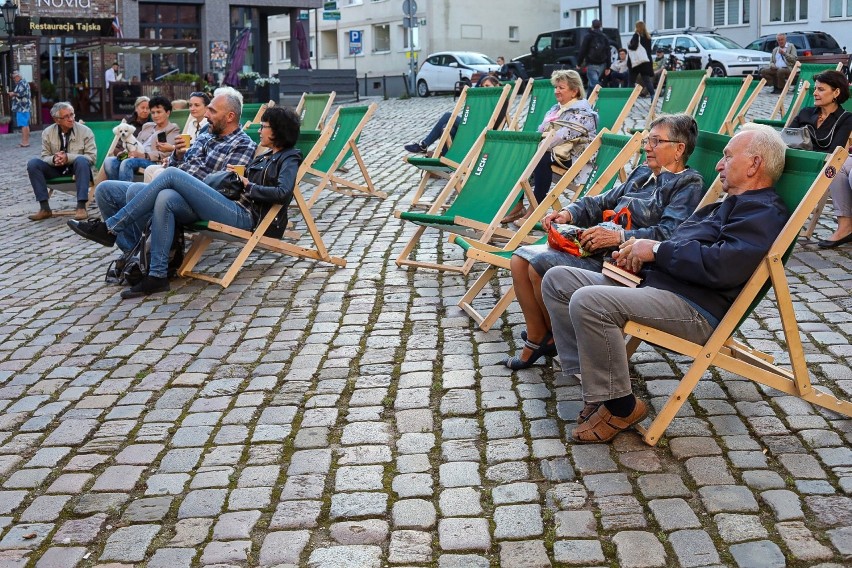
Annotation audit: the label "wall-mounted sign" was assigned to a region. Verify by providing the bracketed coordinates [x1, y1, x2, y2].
[16, 16, 114, 37]
[322, 10, 341, 20]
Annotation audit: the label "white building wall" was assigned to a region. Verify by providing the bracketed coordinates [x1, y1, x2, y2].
[268, 0, 561, 77]
[562, 0, 852, 53]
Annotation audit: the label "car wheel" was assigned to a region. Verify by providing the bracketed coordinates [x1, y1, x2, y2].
[417, 79, 430, 97]
[708, 61, 726, 77]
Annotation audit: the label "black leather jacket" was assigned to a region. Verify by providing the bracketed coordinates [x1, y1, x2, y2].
[240, 147, 302, 238]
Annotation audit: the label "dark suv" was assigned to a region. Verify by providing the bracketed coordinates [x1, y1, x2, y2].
[513, 27, 622, 80]
[745, 32, 844, 56]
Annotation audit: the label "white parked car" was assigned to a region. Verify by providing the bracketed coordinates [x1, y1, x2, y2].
[415, 51, 499, 97]
[651, 30, 771, 77]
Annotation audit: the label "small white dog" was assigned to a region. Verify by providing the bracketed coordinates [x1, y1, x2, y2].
[113, 120, 139, 153]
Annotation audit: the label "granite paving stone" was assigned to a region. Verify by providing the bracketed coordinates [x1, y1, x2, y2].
[612, 531, 667, 567]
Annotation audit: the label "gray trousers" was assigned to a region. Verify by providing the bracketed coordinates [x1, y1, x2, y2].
[541, 266, 715, 403]
[828, 156, 852, 218]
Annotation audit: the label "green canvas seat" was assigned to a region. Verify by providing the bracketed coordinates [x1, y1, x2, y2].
[241, 103, 265, 124]
[693, 76, 752, 134]
[509, 78, 557, 132]
[764, 62, 840, 123]
[169, 109, 190, 133]
[625, 146, 851, 446]
[296, 92, 335, 130]
[452, 130, 644, 330]
[589, 85, 642, 133]
[731, 77, 767, 130]
[405, 84, 512, 208]
[48, 120, 119, 208]
[753, 81, 812, 129]
[631, 69, 710, 134]
[301, 104, 384, 207]
[396, 130, 549, 274]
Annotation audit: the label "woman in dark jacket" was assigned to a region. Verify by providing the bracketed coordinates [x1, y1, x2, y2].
[125, 96, 152, 135]
[628, 20, 655, 97]
[790, 70, 852, 247]
[86, 106, 302, 298]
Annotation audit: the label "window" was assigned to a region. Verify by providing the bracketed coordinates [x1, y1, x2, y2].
[139, 4, 201, 75]
[769, 0, 806, 21]
[617, 3, 645, 34]
[509, 26, 519, 41]
[713, 0, 749, 25]
[662, 0, 696, 29]
[344, 0, 363, 5]
[373, 24, 390, 52]
[278, 40, 287, 62]
[401, 25, 420, 50]
[675, 36, 698, 53]
[321, 29, 338, 58]
[574, 7, 598, 27]
[829, 0, 852, 18]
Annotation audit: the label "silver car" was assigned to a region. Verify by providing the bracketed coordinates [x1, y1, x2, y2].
[415, 51, 499, 97]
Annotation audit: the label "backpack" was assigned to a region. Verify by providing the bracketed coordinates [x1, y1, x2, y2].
[106, 221, 185, 286]
[588, 32, 610, 65]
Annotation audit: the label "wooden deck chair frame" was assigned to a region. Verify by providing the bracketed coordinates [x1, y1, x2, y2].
[624, 146, 851, 446]
[455, 131, 643, 330]
[504, 78, 524, 127]
[406, 84, 513, 208]
[295, 92, 336, 130]
[694, 76, 752, 135]
[178, 124, 346, 288]
[767, 61, 801, 119]
[395, 130, 554, 275]
[301, 103, 384, 208]
[509, 78, 558, 133]
[647, 68, 711, 126]
[754, 81, 811, 129]
[508, 79, 534, 131]
[733, 77, 767, 130]
[768, 62, 840, 121]
[590, 84, 643, 133]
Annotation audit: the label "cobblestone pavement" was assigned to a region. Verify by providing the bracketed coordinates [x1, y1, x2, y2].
[0, 86, 850, 567]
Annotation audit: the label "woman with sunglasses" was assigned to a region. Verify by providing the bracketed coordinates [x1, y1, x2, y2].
[503, 113, 705, 369]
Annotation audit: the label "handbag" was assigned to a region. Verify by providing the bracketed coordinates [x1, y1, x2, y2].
[780, 126, 813, 151]
[203, 170, 244, 201]
[628, 45, 650, 66]
[547, 119, 592, 169]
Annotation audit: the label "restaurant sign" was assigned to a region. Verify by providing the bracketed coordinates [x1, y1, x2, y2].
[15, 16, 114, 37]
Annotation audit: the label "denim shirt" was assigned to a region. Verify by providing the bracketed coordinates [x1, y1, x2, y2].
[565, 164, 705, 241]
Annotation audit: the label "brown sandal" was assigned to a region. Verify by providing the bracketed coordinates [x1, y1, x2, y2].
[577, 402, 601, 425]
[571, 398, 648, 443]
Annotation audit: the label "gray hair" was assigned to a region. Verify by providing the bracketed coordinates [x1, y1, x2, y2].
[50, 102, 74, 119]
[649, 113, 698, 162]
[550, 69, 585, 100]
[738, 123, 787, 183]
[134, 96, 150, 110]
[213, 86, 243, 121]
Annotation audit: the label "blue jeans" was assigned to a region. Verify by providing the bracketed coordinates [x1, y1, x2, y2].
[585, 63, 606, 91]
[533, 152, 557, 202]
[423, 112, 460, 147]
[96, 181, 148, 252]
[107, 167, 253, 278]
[27, 156, 91, 203]
[104, 156, 155, 182]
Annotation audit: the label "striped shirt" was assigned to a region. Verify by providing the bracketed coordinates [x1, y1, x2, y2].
[168, 125, 256, 179]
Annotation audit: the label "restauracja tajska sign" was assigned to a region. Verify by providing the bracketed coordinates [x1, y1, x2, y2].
[15, 17, 114, 37]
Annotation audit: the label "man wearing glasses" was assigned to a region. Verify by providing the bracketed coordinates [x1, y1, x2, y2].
[26, 102, 96, 221]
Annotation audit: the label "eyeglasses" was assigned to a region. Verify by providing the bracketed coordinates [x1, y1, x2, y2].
[642, 136, 681, 148]
[258, 124, 269, 130]
[57, 113, 75, 120]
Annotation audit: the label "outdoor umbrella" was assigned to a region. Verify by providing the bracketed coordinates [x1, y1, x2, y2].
[224, 28, 251, 87]
[294, 22, 311, 69]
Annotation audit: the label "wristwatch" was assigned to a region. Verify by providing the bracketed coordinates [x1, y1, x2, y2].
[652, 242, 661, 257]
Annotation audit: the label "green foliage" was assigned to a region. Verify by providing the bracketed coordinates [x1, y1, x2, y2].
[162, 73, 200, 84]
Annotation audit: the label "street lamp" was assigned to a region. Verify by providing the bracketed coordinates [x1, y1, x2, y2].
[1, 0, 17, 73]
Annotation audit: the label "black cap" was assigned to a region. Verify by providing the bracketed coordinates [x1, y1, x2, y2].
[591, 19, 601, 29]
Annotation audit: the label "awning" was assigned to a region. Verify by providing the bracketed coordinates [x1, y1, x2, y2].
[69, 43, 197, 55]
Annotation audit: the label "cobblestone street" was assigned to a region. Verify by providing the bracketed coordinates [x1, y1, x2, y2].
[0, 87, 850, 567]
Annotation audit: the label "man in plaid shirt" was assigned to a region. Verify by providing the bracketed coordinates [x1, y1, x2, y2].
[78, 87, 256, 252]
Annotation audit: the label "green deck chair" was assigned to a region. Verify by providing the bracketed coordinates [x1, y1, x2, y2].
[589, 85, 643, 133]
[296, 92, 335, 130]
[396, 130, 549, 274]
[758, 63, 841, 128]
[405, 84, 512, 208]
[508, 78, 557, 132]
[632, 69, 710, 134]
[169, 109, 190, 133]
[625, 146, 851, 446]
[241, 102, 265, 124]
[453, 130, 644, 330]
[301, 104, 385, 208]
[693, 76, 752, 134]
[732, 77, 767, 130]
[48, 120, 119, 211]
[688, 130, 731, 202]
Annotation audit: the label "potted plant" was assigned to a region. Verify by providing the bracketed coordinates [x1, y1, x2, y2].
[0, 115, 10, 134]
[254, 75, 281, 103]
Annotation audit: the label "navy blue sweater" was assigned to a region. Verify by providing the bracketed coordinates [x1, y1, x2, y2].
[643, 187, 790, 323]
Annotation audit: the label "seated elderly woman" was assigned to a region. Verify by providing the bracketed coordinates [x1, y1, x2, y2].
[503, 113, 705, 369]
[505, 69, 598, 224]
[69, 105, 302, 299]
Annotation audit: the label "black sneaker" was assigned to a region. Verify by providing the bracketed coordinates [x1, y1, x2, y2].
[404, 141, 428, 154]
[120, 275, 170, 299]
[67, 218, 116, 248]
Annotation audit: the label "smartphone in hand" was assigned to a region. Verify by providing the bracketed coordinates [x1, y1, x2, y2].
[157, 132, 167, 143]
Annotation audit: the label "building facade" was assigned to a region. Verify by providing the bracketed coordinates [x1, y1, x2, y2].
[267, 0, 561, 79]
[561, 0, 852, 49]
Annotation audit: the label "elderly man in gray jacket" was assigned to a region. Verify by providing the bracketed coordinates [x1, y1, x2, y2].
[760, 33, 798, 94]
[26, 102, 96, 221]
